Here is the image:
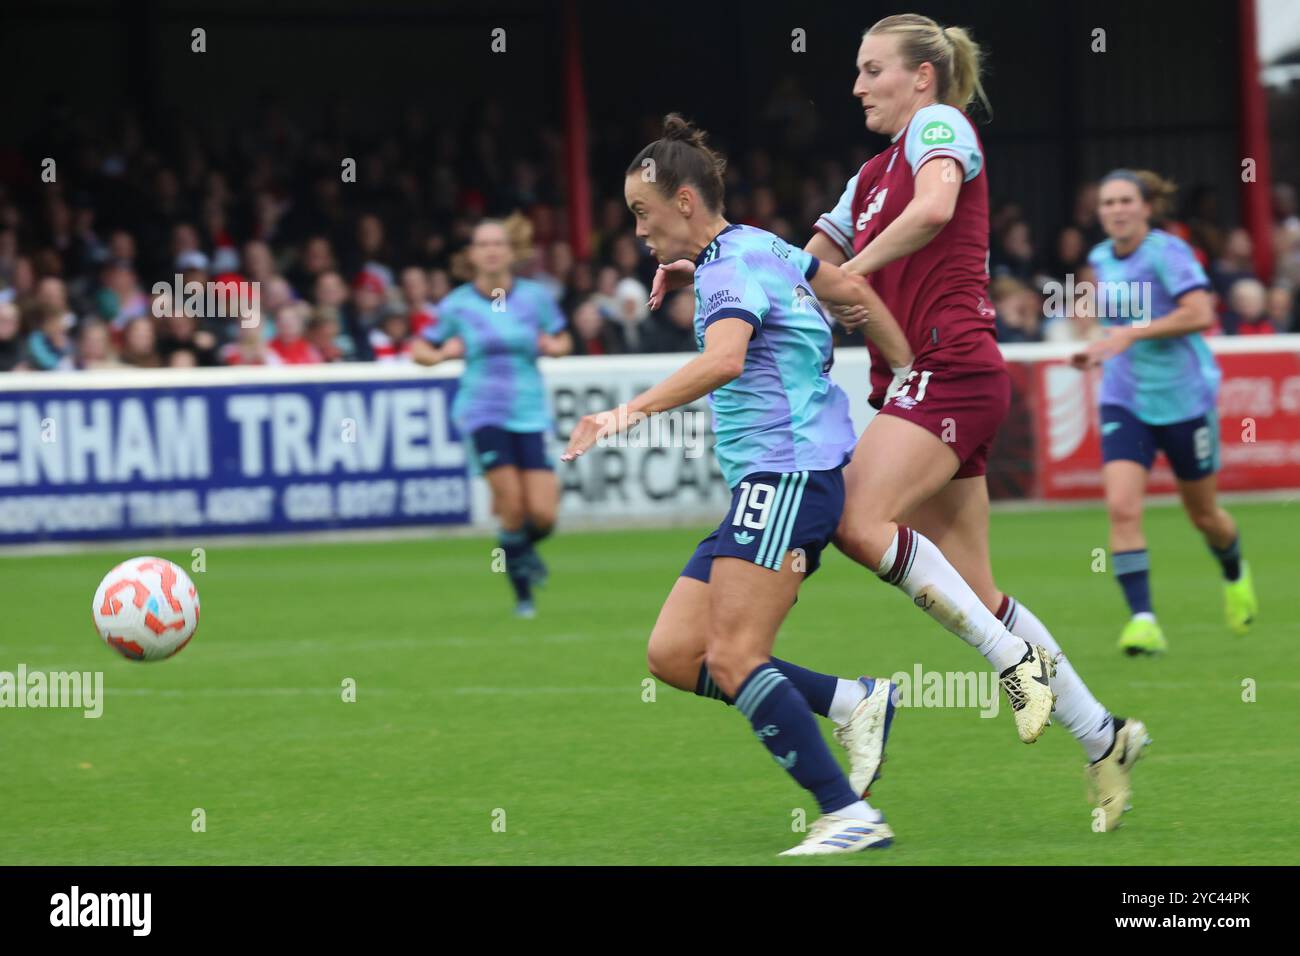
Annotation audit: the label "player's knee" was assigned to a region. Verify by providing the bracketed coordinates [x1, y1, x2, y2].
[1188, 507, 1220, 536]
[836, 513, 889, 569]
[646, 641, 697, 690]
[1107, 497, 1142, 530]
[702, 645, 747, 697]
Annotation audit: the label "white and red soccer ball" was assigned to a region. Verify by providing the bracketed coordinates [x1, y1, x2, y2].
[92, 556, 200, 661]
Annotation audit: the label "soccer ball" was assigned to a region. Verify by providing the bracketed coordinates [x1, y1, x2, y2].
[92, 556, 201, 661]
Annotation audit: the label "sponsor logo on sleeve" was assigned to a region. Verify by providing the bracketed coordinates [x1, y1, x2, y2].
[920, 120, 955, 145]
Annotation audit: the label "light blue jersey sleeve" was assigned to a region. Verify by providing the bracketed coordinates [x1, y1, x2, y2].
[1153, 234, 1211, 302]
[696, 255, 771, 337]
[531, 284, 567, 334]
[813, 171, 860, 259]
[904, 104, 982, 182]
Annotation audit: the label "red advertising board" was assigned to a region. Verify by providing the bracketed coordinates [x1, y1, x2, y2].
[1029, 348, 1300, 499]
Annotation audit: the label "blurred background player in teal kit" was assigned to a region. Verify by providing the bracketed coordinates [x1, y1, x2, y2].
[413, 219, 572, 618]
[1074, 169, 1259, 654]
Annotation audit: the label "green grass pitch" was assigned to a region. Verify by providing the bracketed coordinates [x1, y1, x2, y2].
[2, 500, 1296, 865]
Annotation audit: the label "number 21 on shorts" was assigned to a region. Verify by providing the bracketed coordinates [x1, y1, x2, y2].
[891, 369, 933, 403]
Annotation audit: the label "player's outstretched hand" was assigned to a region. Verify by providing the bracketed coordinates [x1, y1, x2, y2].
[561, 410, 615, 461]
[1071, 325, 1134, 369]
[648, 259, 696, 310]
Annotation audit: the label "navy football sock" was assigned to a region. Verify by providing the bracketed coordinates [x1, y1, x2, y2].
[499, 529, 533, 603]
[1114, 549, 1153, 616]
[734, 663, 858, 815]
[525, 520, 554, 545]
[1210, 535, 1242, 582]
[695, 659, 838, 716]
[695, 665, 733, 705]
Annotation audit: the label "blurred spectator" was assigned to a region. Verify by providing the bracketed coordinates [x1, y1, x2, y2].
[991, 277, 1042, 343]
[0, 301, 29, 371]
[1266, 284, 1296, 334]
[119, 316, 163, 368]
[344, 269, 389, 361]
[157, 310, 220, 365]
[26, 305, 75, 370]
[95, 260, 150, 329]
[75, 319, 123, 370]
[1048, 226, 1088, 283]
[1228, 278, 1274, 335]
[306, 308, 349, 362]
[221, 323, 281, 366]
[369, 307, 413, 362]
[399, 266, 438, 337]
[36, 277, 77, 331]
[268, 303, 322, 364]
[1041, 265, 1103, 343]
[570, 297, 626, 356]
[428, 268, 452, 304]
[992, 220, 1037, 283]
[641, 290, 697, 353]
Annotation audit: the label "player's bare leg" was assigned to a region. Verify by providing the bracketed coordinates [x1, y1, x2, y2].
[1176, 473, 1255, 635]
[647, 576, 898, 796]
[704, 554, 891, 855]
[837, 416, 1055, 742]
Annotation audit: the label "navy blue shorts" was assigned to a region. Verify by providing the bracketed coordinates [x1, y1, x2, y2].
[468, 426, 552, 474]
[1100, 404, 1219, 481]
[681, 468, 845, 582]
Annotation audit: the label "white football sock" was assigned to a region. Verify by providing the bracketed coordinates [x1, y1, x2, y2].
[1002, 596, 1114, 762]
[828, 678, 868, 725]
[878, 526, 1029, 673]
[832, 799, 883, 823]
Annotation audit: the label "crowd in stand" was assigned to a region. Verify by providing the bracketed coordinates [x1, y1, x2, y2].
[1, 106, 1297, 373]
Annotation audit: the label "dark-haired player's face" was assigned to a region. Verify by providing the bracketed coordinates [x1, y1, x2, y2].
[469, 224, 512, 274]
[1098, 182, 1149, 242]
[854, 34, 920, 136]
[624, 174, 693, 264]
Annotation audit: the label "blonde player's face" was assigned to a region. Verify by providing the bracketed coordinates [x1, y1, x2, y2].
[854, 34, 919, 137]
[624, 174, 692, 264]
[469, 224, 512, 275]
[1098, 181, 1150, 243]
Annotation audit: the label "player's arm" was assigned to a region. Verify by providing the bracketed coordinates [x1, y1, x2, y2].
[843, 158, 962, 276]
[1072, 292, 1215, 368]
[806, 230, 849, 267]
[538, 331, 573, 356]
[807, 261, 912, 371]
[411, 336, 464, 365]
[561, 318, 750, 460]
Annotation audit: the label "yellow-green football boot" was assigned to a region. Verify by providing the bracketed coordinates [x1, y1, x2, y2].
[1118, 616, 1167, 656]
[1224, 562, 1257, 636]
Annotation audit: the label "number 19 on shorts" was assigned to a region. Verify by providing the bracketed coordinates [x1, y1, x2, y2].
[732, 481, 776, 530]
